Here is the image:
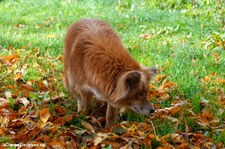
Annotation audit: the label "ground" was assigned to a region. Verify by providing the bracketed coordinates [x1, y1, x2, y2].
[0, 0, 224, 148]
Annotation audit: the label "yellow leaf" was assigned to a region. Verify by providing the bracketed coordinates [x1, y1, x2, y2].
[139, 33, 152, 40]
[39, 108, 50, 124]
[94, 133, 109, 146]
[14, 73, 23, 81]
[47, 34, 57, 38]
[127, 124, 137, 131]
[201, 76, 211, 84]
[211, 52, 220, 63]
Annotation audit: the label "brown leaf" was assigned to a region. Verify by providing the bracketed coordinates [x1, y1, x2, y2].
[47, 140, 66, 149]
[139, 33, 152, 40]
[94, 132, 119, 146]
[15, 24, 26, 28]
[53, 117, 65, 126]
[0, 98, 10, 108]
[18, 106, 27, 116]
[64, 114, 75, 123]
[36, 135, 50, 142]
[81, 120, 95, 133]
[217, 88, 225, 101]
[51, 124, 61, 132]
[38, 122, 53, 130]
[148, 89, 170, 100]
[176, 142, 190, 149]
[21, 117, 36, 130]
[155, 101, 186, 116]
[2, 54, 19, 67]
[155, 74, 170, 82]
[55, 106, 67, 115]
[39, 108, 50, 124]
[170, 133, 186, 144]
[120, 144, 133, 149]
[0, 128, 5, 136]
[161, 82, 178, 92]
[20, 84, 35, 91]
[87, 116, 102, 129]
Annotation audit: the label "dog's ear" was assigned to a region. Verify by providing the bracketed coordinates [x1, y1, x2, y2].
[143, 66, 158, 80]
[115, 71, 141, 100]
[123, 71, 141, 89]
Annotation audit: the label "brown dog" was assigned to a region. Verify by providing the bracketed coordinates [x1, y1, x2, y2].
[63, 19, 156, 126]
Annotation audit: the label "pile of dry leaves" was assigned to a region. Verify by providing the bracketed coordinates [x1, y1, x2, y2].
[0, 48, 224, 148]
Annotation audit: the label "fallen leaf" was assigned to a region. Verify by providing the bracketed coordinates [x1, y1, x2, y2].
[2, 54, 19, 67]
[18, 106, 27, 116]
[39, 121, 53, 130]
[39, 108, 50, 124]
[55, 106, 67, 115]
[0, 116, 9, 127]
[0, 98, 10, 108]
[18, 97, 30, 107]
[161, 82, 178, 92]
[211, 52, 220, 63]
[139, 33, 152, 40]
[20, 84, 35, 91]
[112, 125, 127, 135]
[47, 140, 66, 149]
[94, 133, 109, 146]
[21, 117, 36, 130]
[47, 34, 57, 38]
[217, 88, 225, 101]
[5, 91, 12, 99]
[81, 120, 95, 133]
[87, 116, 102, 129]
[94, 133, 119, 146]
[120, 144, 133, 149]
[15, 24, 26, 28]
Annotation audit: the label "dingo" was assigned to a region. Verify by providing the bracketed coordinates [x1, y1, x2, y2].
[63, 19, 156, 126]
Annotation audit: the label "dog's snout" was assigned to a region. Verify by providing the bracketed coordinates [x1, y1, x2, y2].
[149, 108, 155, 113]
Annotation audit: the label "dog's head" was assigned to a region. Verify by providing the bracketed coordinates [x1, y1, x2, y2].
[112, 67, 157, 115]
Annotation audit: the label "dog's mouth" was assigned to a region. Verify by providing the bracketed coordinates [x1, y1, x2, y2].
[131, 107, 149, 115]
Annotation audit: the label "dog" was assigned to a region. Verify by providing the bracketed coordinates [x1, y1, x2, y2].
[63, 18, 156, 126]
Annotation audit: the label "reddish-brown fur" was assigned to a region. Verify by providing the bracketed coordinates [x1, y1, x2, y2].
[63, 18, 156, 126]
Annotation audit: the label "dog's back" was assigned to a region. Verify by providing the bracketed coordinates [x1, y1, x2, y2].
[64, 19, 141, 100]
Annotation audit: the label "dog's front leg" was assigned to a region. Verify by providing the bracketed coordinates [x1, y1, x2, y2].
[106, 102, 120, 127]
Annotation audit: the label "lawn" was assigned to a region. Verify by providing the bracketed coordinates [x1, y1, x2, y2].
[0, 0, 224, 148]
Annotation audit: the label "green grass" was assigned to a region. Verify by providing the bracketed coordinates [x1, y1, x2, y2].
[0, 0, 224, 138]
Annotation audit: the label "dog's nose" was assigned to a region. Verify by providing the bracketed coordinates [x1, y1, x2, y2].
[149, 108, 155, 113]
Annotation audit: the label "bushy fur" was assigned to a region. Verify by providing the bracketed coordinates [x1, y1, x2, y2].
[63, 19, 156, 126]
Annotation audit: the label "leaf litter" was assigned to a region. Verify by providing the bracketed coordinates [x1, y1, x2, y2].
[0, 46, 224, 148]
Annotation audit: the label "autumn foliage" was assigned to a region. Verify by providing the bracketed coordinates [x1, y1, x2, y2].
[0, 46, 224, 148]
[1, 0, 225, 147]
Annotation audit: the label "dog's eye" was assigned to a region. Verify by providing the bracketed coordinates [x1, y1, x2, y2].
[139, 92, 146, 98]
